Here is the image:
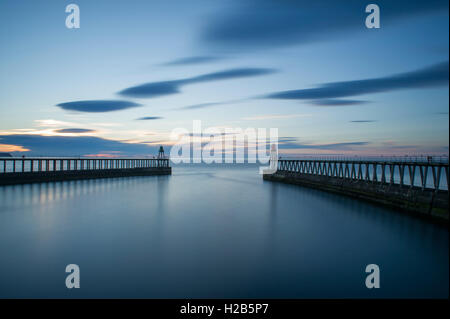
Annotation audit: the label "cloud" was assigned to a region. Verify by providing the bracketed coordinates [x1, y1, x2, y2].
[161, 56, 223, 66]
[119, 68, 276, 98]
[178, 102, 224, 110]
[185, 132, 236, 137]
[242, 114, 311, 120]
[175, 98, 249, 111]
[203, 0, 448, 51]
[54, 128, 96, 133]
[350, 120, 377, 123]
[56, 100, 142, 113]
[278, 137, 300, 143]
[0, 134, 159, 156]
[265, 61, 449, 101]
[311, 99, 369, 106]
[270, 136, 369, 151]
[278, 141, 369, 150]
[136, 116, 164, 120]
[35, 119, 80, 128]
[0, 144, 30, 153]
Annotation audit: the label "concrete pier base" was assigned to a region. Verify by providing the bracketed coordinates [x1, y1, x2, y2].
[264, 171, 449, 223]
[0, 167, 172, 186]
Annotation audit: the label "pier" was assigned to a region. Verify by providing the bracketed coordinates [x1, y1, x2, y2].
[263, 157, 449, 222]
[0, 157, 171, 185]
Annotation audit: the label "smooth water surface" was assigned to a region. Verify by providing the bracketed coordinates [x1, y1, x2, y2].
[0, 165, 448, 298]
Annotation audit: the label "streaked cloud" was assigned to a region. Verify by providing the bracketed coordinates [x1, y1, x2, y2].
[279, 141, 369, 150]
[119, 68, 276, 98]
[35, 119, 80, 127]
[311, 100, 369, 106]
[161, 56, 223, 66]
[203, 0, 448, 52]
[177, 102, 224, 110]
[136, 116, 164, 120]
[242, 114, 311, 120]
[350, 120, 377, 123]
[185, 132, 235, 137]
[54, 128, 96, 133]
[265, 61, 449, 101]
[84, 153, 122, 158]
[0, 143, 30, 152]
[0, 134, 159, 156]
[56, 100, 142, 113]
[175, 98, 249, 111]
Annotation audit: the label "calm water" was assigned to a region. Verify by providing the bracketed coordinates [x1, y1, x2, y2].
[0, 165, 448, 298]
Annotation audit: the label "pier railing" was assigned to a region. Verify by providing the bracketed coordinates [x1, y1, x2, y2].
[278, 155, 449, 164]
[276, 159, 449, 191]
[0, 157, 170, 174]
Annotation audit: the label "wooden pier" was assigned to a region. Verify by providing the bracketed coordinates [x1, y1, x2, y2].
[264, 157, 449, 222]
[0, 157, 171, 185]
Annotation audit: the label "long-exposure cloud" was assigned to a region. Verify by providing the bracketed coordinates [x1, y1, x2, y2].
[265, 61, 449, 101]
[136, 116, 164, 120]
[203, 0, 448, 51]
[118, 68, 276, 98]
[311, 100, 369, 106]
[0, 134, 158, 156]
[57, 100, 142, 113]
[278, 141, 369, 150]
[54, 128, 96, 133]
[161, 56, 223, 66]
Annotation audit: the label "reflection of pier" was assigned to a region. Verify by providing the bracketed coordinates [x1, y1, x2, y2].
[264, 157, 449, 222]
[0, 157, 171, 185]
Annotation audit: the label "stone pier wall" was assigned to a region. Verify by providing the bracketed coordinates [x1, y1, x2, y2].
[264, 171, 448, 222]
[0, 167, 172, 185]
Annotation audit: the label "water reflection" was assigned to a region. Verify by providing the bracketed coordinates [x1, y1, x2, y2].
[0, 166, 447, 298]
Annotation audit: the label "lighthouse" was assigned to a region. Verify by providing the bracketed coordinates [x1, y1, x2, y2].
[269, 143, 278, 171]
[260, 143, 278, 174]
[158, 146, 165, 159]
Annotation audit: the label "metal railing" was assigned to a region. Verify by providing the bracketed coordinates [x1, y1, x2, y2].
[276, 158, 449, 191]
[278, 155, 449, 164]
[0, 157, 170, 174]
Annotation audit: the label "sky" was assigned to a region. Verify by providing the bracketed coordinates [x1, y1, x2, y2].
[0, 0, 448, 157]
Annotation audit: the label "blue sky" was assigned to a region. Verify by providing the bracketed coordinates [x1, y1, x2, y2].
[0, 0, 448, 156]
